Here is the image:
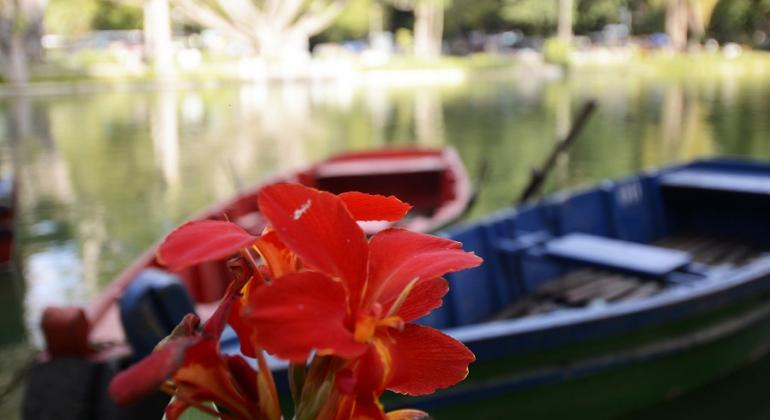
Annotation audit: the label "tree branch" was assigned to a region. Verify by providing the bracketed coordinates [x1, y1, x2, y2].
[292, 0, 346, 37]
[172, 0, 255, 46]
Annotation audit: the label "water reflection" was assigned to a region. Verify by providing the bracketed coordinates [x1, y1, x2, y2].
[151, 88, 180, 187]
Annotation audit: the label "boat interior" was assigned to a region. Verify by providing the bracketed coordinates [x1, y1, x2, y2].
[426, 159, 770, 330]
[298, 149, 458, 218]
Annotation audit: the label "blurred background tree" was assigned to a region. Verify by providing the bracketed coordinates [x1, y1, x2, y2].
[387, 0, 448, 57]
[45, 0, 141, 36]
[170, 0, 348, 60]
[502, 0, 628, 35]
[0, 0, 46, 83]
[708, 0, 770, 44]
[3, 0, 770, 85]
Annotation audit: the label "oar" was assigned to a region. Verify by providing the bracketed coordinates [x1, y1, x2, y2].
[516, 99, 597, 204]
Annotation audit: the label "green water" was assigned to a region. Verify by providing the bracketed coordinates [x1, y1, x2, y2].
[1, 69, 770, 417]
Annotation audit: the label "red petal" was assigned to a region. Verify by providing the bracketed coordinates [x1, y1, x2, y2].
[109, 336, 198, 405]
[225, 355, 260, 403]
[157, 220, 258, 271]
[351, 393, 387, 420]
[173, 339, 255, 419]
[382, 278, 449, 323]
[228, 283, 259, 358]
[366, 229, 482, 306]
[385, 324, 475, 396]
[350, 343, 388, 394]
[202, 287, 238, 339]
[338, 192, 411, 222]
[244, 271, 367, 362]
[258, 183, 368, 301]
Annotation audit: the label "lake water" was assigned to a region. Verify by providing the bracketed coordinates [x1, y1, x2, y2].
[1, 68, 769, 417]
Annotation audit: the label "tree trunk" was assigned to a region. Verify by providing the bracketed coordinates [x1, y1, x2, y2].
[558, 0, 574, 44]
[144, 0, 175, 81]
[6, 34, 29, 84]
[257, 30, 310, 62]
[666, 0, 688, 51]
[413, 1, 444, 58]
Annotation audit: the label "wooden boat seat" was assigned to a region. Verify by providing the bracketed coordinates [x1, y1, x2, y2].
[544, 233, 692, 277]
[660, 169, 770, 196]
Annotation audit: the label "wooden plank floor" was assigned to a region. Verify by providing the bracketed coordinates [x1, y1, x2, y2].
[492, 233, 767, 321]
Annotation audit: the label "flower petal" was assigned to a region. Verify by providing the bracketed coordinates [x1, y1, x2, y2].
[202, 288, 239, 339]
[109, 336, 198, 405]
[366, 229, 482, 306]
[244, 271, 367, 362]
[228, 279, 260, 357]
[338, 192, 411, 222]
[173, 339, 255, 419]
[351, 393, 387, 420]
[157, 220, 259, 271]
[225, 355, 260, 404]
[385, 324, 475, 396]
[386, 409, 430, 420]
[382, 278, 449, 323]
[258, 184, 368, 300]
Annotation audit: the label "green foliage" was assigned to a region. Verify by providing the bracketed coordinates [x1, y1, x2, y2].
[543, 36, 570, 65]
[502, 0, 630, 34]
[575, 0, 628, 32]
[92, 0, 142, 30]
[317, 0, 373, 42]
[445, 0, 505, 36]
[45, 0, 99, 35]
[707, 0, 770, 43]
[44, 0, 141, 35]
[631, 0, 665, 35]
[502, 0, 558, 33]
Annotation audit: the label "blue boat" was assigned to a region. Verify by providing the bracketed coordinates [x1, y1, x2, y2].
[27, 158, 770, 419]
[387, 157, 770, 418]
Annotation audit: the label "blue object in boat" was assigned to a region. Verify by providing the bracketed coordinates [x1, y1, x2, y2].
[119, 268, 195, 358]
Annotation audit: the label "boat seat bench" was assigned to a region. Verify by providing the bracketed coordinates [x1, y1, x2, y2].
[544, 233, 692, 277]
[660, 169, 770, 196]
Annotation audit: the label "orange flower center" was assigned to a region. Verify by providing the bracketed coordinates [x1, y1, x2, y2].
[353, 304, 404, 343]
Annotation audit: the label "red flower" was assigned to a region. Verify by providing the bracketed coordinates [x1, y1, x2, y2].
[241, 184, 482, 417]
[109, 282, 279, 420]
[116, 183, 480, 420]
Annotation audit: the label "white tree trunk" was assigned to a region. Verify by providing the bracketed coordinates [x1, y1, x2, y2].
[6, 34, 29, 84]
[558, 0, 574, 44]
[257, 30, 310, 61]
[666, 0, 689, 51]
[413, 1, 443, 58]
[144, 0, 175, 81]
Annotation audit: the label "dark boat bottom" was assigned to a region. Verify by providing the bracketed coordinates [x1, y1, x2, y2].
[493, 233, 768, 320]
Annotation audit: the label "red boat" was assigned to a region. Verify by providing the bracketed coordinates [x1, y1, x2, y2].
[40, 147, 472, 361]
[0, 173, 15, 266]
